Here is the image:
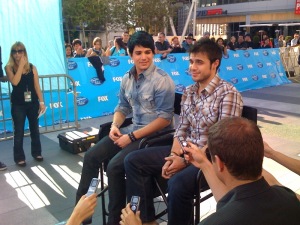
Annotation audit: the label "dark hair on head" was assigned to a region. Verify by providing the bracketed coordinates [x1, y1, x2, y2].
[190, 38, 222, 70]
[127, 31, 155, 55]
[216, 37, 224, 43]
[208, 117, 264, 180]
[65, 43, 72, 49]
[115, 37, 127, 50]
[158, 32, 165, 36]
[72, 39, 82, 46]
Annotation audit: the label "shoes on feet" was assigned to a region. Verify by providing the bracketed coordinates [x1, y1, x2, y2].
[0, 161, 7, 171]
[34, 156, 44, 162]
[16, 161, 26, 167]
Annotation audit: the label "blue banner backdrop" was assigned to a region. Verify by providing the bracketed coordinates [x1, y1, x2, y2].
[0, 49, 290, 133]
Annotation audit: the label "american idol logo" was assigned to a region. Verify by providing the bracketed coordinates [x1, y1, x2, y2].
[175, 84, 186, 93]
[54, 119, 69, 125]
[76, 97, 89, 106]
[167, 55, 176, 63]
[230, 78, 238, 84]
[68, 61, 77, 70]
[243, 51, 250, 58]
[185, 68, 191, 76]
[257, 62, 263, 68]
[270, 73, 276, 78]
[109, 58, 120, 67]
[236, 64, 243, 70]
[262, 50, 269, 56]
[90, 77, 103, 85]
[252, 75, 259, 81]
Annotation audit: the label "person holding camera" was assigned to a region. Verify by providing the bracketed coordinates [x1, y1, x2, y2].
[72, 39, 86, 57]
[66, 193, 97, 225]
[5, 41, 45, 167]
[185, 117, 300, 224]
[121, 118, 300, 225]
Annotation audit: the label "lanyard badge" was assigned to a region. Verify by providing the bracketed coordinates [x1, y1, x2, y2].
[24, 86, 32, 102]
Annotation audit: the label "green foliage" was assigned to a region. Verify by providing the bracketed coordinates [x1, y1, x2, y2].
[253, 35, 260, 43]
[62, 0, 177, 34]
[285, 36, 292, 42]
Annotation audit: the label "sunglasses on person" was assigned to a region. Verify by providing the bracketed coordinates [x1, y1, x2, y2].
[11, 49, 25, 54]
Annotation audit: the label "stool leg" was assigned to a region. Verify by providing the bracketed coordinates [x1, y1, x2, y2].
[98, 163, 109, 225]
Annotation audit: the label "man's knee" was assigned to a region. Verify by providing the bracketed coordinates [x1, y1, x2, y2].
[168, 176, 185, 195]
[168, 174, 196, 198]
[124, 151, 137, 170]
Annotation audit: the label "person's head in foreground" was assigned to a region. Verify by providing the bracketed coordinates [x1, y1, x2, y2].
[207, 117, 263, 181]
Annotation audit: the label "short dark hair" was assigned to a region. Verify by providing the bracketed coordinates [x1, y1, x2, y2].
[208, 117, 264, 180]
[115, 37, 127, 50]
[127, 31, 155, 55]
[158, 32, 165, 36]
[72, 39, 82, 46]
[190, 39, 222, 70]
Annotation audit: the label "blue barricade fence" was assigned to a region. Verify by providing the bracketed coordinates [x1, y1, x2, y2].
[0, 49, 291, 133]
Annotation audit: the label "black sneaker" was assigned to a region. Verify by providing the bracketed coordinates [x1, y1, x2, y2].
[0, 161, 7, 171]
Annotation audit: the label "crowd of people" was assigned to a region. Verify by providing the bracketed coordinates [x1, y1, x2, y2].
[1, 29, 300, 225]
[64, 31, 300, 62]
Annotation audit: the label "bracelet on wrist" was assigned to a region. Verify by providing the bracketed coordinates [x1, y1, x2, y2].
[171, 151, 179, 156]
[131, 132, 137, 141]
[128, 132, 137, 142]
[111, 122, 119, 129]
[39, 101, 45, 105]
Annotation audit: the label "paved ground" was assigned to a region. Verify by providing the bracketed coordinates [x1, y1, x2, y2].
[0, 81, 299, 225]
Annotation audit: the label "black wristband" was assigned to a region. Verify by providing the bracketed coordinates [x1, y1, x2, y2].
[131, 132, 137, 141]
[128, 132, 137, 142]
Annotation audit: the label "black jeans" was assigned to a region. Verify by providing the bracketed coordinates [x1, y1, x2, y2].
[11, 102, 42, 163]
[76, 130, 142, 225]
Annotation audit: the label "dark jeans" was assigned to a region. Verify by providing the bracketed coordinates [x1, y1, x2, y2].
[11, 102, 42, 163]
[125, 146, 200, 225]
[76, 133, 142, 225]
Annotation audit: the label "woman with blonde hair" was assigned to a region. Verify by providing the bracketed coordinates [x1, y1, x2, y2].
[5, 41, 45, 167]
[86, 37, 104, 57]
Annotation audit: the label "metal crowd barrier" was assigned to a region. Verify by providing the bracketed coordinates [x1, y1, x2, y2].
[0, 74, 79, 141]
[279, 47, 300, 77]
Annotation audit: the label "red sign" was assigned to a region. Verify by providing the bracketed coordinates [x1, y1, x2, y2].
[207, 8, 223, 16]
[295, 0, 300, 14]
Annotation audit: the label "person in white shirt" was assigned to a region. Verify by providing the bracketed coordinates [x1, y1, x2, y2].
[290, 33, 299, 47]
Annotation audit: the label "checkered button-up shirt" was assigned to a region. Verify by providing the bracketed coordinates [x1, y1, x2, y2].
[174, 75, 243, 148]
